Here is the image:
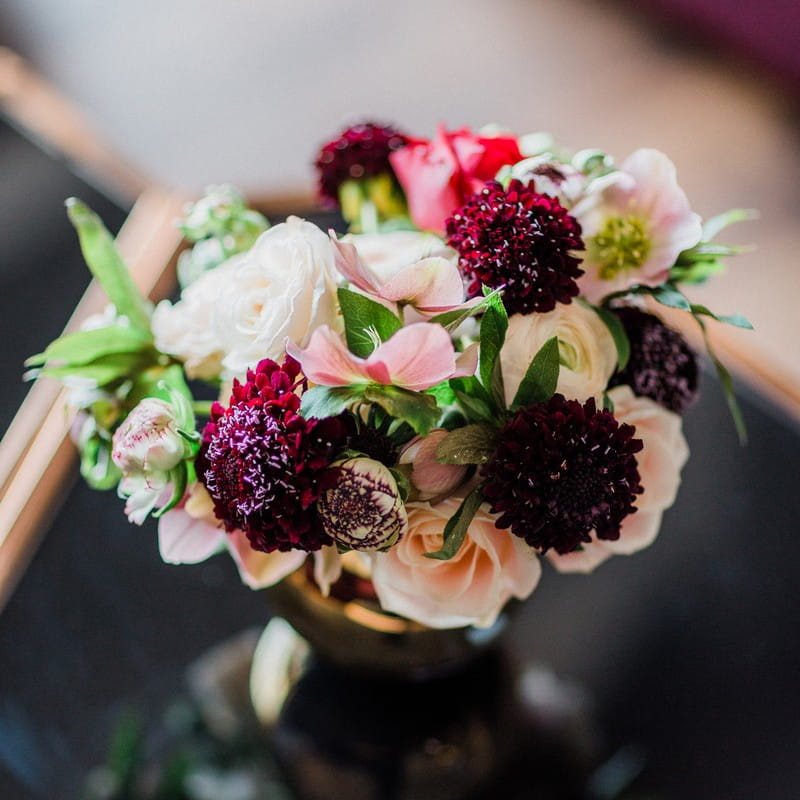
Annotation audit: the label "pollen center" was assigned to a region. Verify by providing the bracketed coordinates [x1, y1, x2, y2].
[591, 215, 651, 280]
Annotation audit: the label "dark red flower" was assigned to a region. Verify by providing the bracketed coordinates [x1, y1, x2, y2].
[314, 121, 408, 207]
[609, 307, 699, 414]
[197, 357, 350, 553]
[446, 179, 585, 315]
[481, 394, 643, 554]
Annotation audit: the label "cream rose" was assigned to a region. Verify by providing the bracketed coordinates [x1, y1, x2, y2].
[500, 302, 617, 404]
[549, 385, 689, 574]
[343, 230, 456, 283]
[152, 258, 239, 380]
[370, 497, 541, 629]
[214, 216, 340, 376]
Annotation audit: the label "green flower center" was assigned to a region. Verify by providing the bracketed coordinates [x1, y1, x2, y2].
[591, 215, 651, 280]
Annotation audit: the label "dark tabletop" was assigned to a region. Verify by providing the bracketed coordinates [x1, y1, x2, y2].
[1, 118, 798, 800]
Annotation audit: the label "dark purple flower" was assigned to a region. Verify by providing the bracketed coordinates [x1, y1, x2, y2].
[445, 179, 584, 315]
[609, 307, 699, 414]
[481, 394, 643, 554]
[197, 357, 350, 553]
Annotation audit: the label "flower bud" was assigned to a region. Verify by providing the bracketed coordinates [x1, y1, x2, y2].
[399, 429, 467, 501]
[317, 458, 407, 551]
[112, 398, 188, 476]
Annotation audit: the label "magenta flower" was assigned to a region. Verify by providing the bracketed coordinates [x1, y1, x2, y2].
[287, 323, 477, 392]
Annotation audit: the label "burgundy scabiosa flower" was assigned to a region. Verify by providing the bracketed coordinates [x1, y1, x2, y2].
[197, 356, 350, 553]
[609, 307, 699, 414]
[445, 179, 585, 315]
[481, 394, 643, 555]
[314, 121, 409, 207]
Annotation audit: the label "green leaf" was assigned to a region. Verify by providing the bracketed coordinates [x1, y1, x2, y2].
[337, 287, 401, 357]
[478, 294, 508, 406]
[590, 304, 631, 371]
[435, 424, 498, 465]
[300, 385, 365, 419]
[701, 208, 758, 241]
[425, 379, 457, 408]
[428, 288, 503, 333]
[512, 336, 560, 409]
[424, 488, 484, 560]
[602, 392, 615, 413]
[450, 375, 497, 424]
[649, 283, 691, 311]
[154, 464, 188, 518]
[694, 316, 747, 444]
[66, 198, 153, 335]
[363, 385, 440, 435]
[35, 351, 152, 386]
[80, 436, 121, 490]
[690, 304, 753, 330]
[25, 325, 152, 368]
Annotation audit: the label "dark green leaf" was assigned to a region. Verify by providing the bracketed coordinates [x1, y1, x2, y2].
[300, 385, 365, 419]
[450, 375, 496, 424]
[649, 283, 691, 311]
[363, 385, 440, 435]
[478, 295, 508, 404]
[435, 424, 498, 465]
[337, 287, 401, 357]
[690, 304, 753, 330]
[66, 198, 153, 334]
[512, 336, 560, 409]
[590, 305, 631, 371]
[694, 316, 747, 444]
[25, 325, 152, 368]
[424, 488, 484, 560]
[428, 288, 503, 333]
[602, 392, 615, 413]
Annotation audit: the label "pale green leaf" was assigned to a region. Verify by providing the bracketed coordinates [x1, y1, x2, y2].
[435, 424, 498, 465]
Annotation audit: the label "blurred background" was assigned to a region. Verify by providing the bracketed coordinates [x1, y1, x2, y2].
[2, 0, 799, 396]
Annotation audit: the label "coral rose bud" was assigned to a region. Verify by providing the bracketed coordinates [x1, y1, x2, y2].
[317, 458, 407, 551]
[399, 429, 468, 501]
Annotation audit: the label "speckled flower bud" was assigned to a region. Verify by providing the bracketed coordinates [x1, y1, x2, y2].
[317, 458, 407, 551]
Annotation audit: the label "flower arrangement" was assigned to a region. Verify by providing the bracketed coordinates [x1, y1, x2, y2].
[29, 121, 753, 630]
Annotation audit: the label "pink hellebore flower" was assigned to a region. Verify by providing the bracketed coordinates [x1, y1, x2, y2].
[287, 323, 477, 392]
[389, 125, 523, 234]
[158, 484, 343, 593]
[330, 233, 474, 318]
[574, 148, 702, 303]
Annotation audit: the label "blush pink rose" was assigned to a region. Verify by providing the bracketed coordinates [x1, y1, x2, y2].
[549, 385, 689, 574]
[370, 497, 541, 628]
[390, 126, 523, 234]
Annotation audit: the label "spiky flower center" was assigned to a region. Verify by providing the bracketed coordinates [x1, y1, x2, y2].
[591, 215, 651, 279]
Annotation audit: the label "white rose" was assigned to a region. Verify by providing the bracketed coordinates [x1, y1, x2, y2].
[500, 302, 617, 404]
[343, 231, 456, 283]
[549, 385, 690, 574]
[215, 216, 340, 376]
[152, 258, 239, 380]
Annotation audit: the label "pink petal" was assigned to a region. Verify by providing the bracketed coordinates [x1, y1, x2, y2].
[453, 343, 479, 378]
[158, 508, 225, 564]
[225, 530, 306, 589]
[329, 231, 381, 293]
[367, 323, 458, 391]
[379, 257, 465, 310]
[287, 326, 369, 386]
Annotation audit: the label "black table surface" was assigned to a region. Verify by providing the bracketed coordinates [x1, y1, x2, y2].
[1, 117, 799, 800]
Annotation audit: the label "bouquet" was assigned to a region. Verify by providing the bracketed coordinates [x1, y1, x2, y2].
[29, 121, 752, 630]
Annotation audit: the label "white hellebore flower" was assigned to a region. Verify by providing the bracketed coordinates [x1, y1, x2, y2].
[573, 148, 702, 303]
[112, 396, 194, 525]
[500, 301, 618, 404]
[214, 216, 340, 376]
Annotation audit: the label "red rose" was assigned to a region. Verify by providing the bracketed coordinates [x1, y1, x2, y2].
[389, 125, 522, 233]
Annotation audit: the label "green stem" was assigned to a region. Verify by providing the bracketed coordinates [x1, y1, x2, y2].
[191, 400, 214, 417]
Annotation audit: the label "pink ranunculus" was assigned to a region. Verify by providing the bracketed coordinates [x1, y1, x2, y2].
[390, 126, 523, 234]
[287, 323, 477, 392]
[548, 385, 689, 574]
[399, 429, 468, 501]
[370, 497, 541, 628]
